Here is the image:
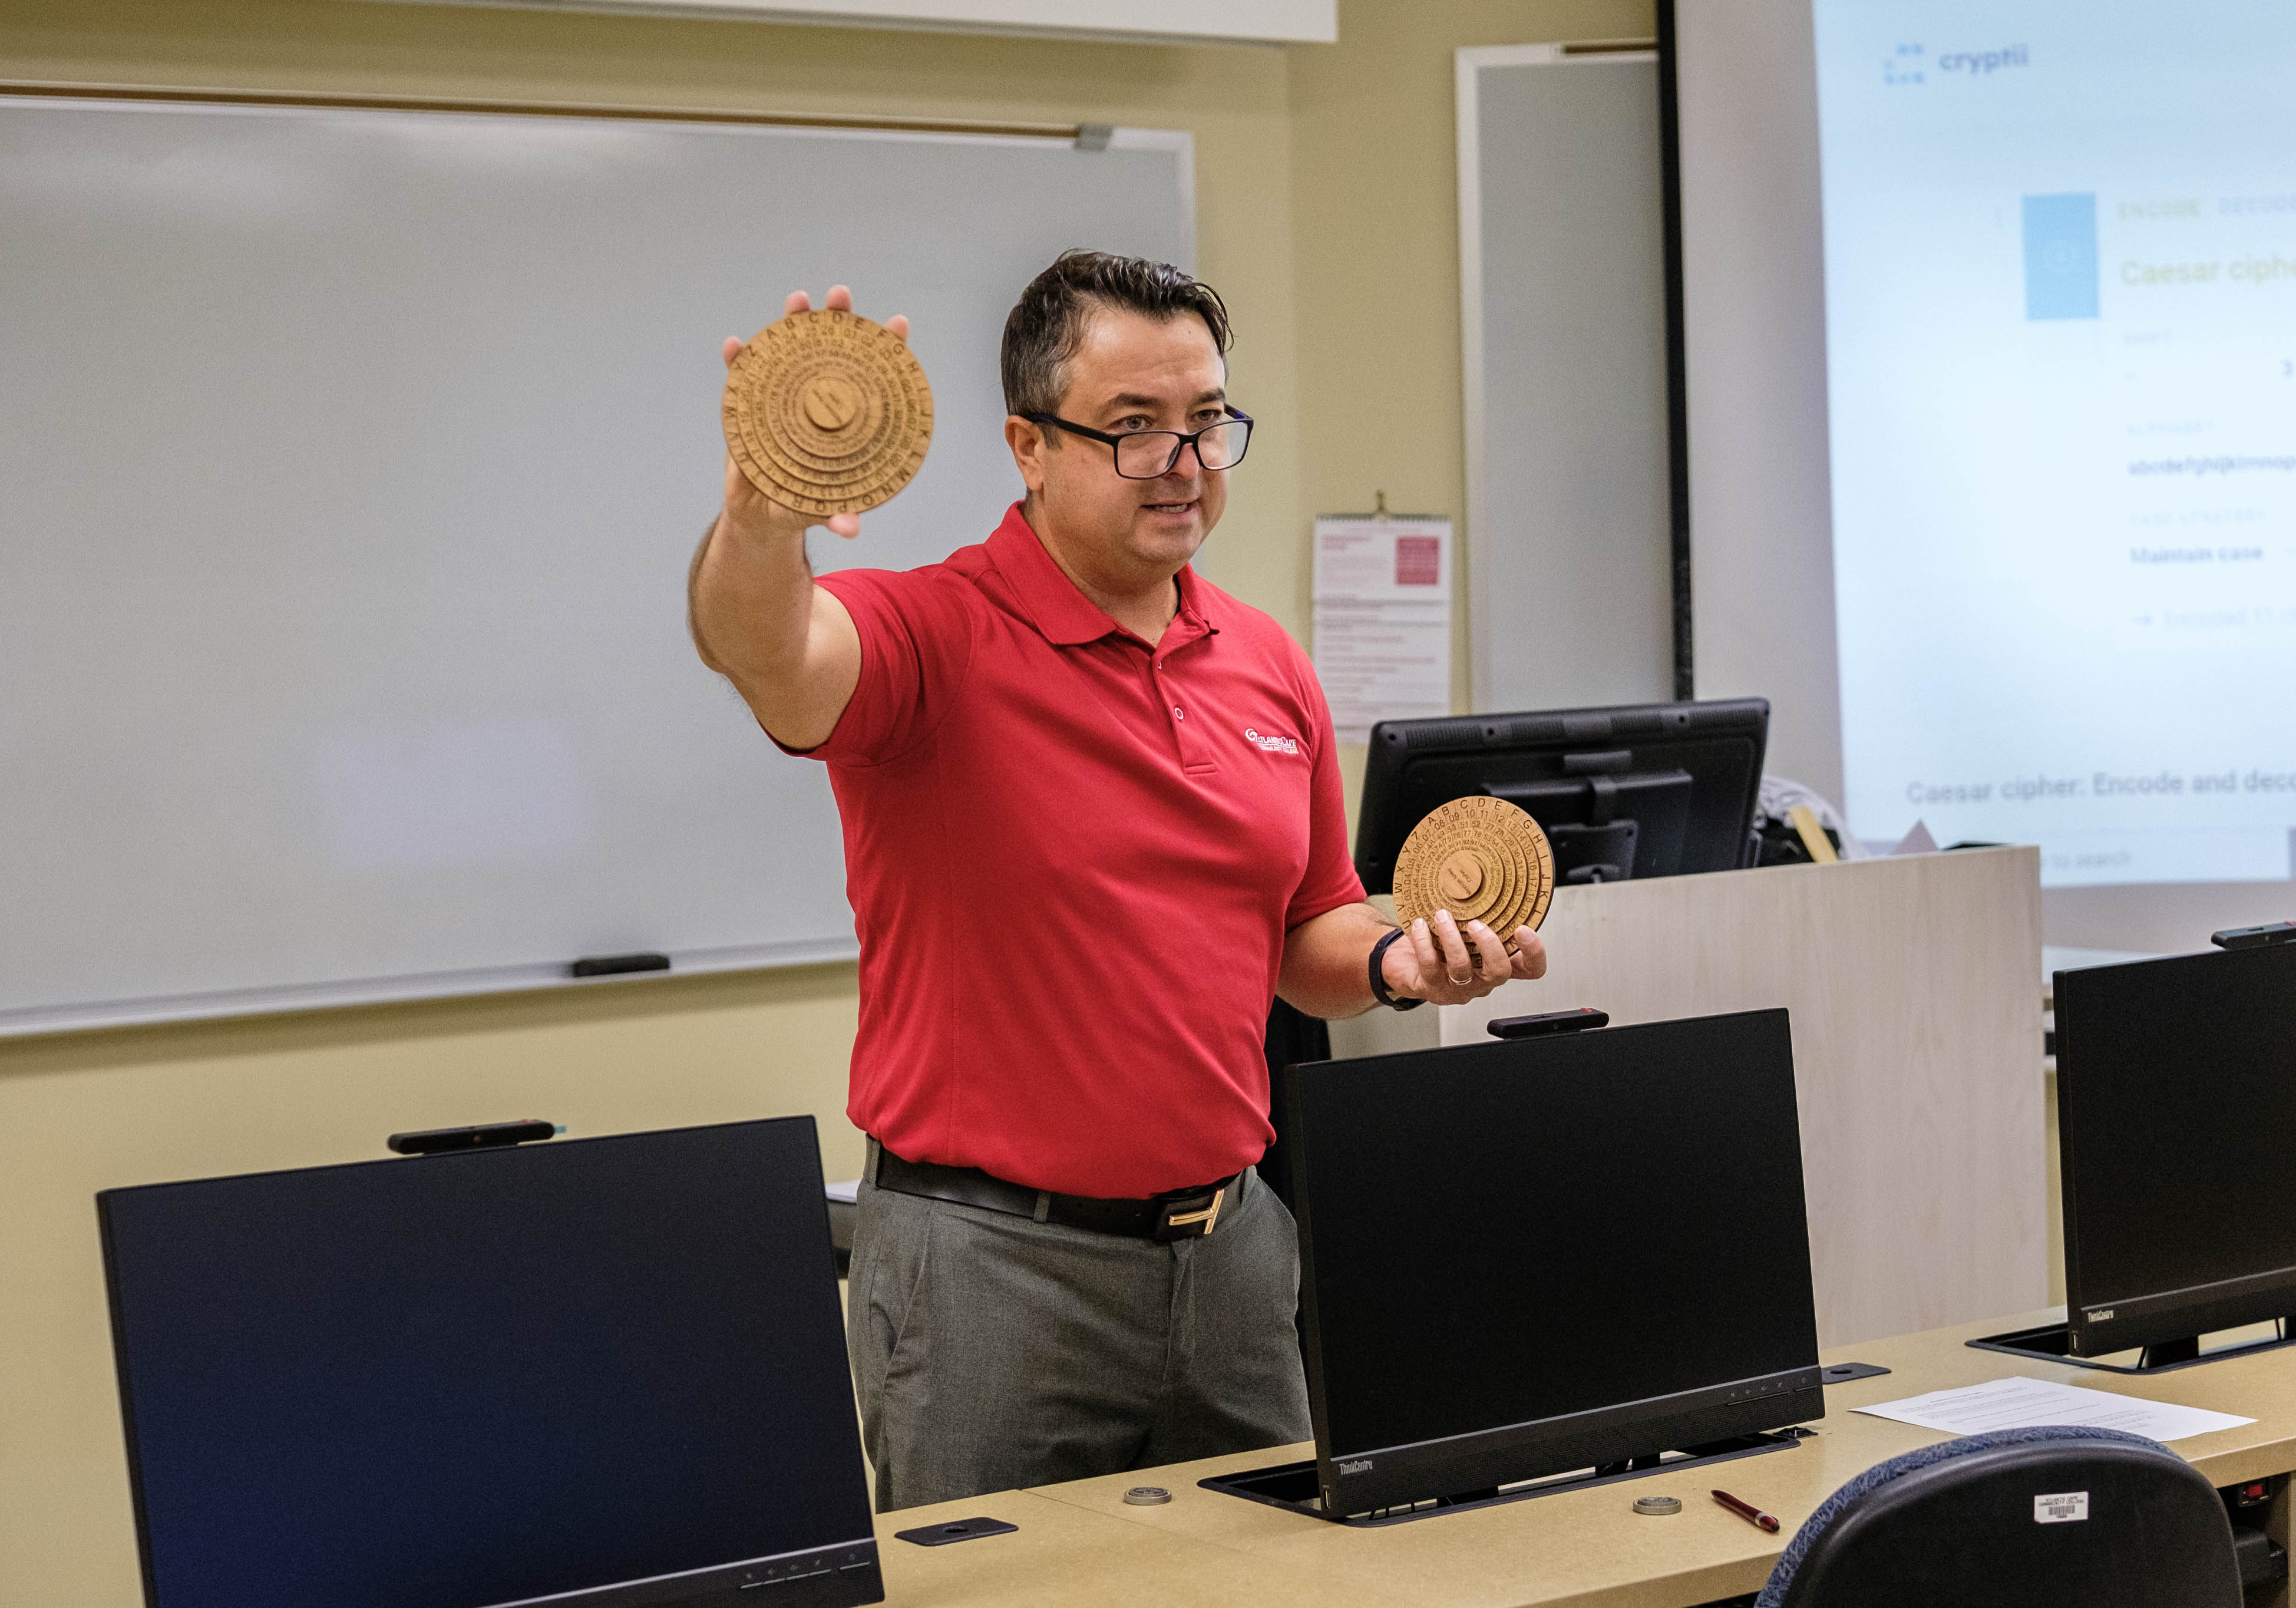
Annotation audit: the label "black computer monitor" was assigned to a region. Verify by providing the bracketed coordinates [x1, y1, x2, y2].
[2055, 943, 2296, 1364]
[1352, 698, 1770, 893]
[1224, 1010, 1822, 1521]
[98, 1118, 881, 1608]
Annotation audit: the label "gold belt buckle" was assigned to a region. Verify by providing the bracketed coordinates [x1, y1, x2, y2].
[1154, 1184, 1226, 1242]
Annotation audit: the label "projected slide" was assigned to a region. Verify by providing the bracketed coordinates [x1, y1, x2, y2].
[1813, 0, 2296, 886]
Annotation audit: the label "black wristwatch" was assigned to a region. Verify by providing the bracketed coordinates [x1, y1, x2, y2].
[1369, 927, 1424, 1011]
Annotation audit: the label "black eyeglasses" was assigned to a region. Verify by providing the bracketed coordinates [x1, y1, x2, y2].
[1023, 408, 1254, 479]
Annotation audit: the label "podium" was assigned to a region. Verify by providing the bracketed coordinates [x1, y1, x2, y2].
[1331, 846, 2047, 1348]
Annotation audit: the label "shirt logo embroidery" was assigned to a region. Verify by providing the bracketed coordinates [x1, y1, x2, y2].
[1243, 727, 1300, 755]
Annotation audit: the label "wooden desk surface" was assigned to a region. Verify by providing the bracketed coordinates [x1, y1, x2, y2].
[884, 1309, 2296, 1608]
[869, 1485, 1419, 1607]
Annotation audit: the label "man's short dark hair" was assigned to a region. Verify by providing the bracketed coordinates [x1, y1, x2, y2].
[1000, 250, 1231, 419]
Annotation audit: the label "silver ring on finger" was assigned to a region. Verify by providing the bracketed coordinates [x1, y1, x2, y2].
[1448, 970, 1472, 986]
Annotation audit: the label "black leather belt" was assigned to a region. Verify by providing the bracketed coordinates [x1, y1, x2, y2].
[867, 1140, 1237, 1243]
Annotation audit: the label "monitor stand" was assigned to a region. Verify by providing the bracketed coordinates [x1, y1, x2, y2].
[1969, 1319, 2296, 1375]
[1197, 1429, 1803, 1528]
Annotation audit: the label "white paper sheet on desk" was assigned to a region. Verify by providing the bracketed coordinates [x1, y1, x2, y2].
[1854, 1375, 2254, 1442]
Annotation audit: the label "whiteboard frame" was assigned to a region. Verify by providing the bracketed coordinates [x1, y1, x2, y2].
[1456, 42, 1661, 711]
[0, 88, 1192, 1036]
[349, 0, 1336, 48]
[0, 940, 865, 1040]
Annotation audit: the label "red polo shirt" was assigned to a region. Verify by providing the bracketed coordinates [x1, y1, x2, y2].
[793, 503, 1364, 1198]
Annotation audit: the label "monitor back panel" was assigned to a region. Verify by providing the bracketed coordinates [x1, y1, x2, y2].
[1353, 698, 1768, 892]
[98, 1118, 877, 1608]
[1288, 1009, 1821, 1514]
[2057, 943, 2296, 1356]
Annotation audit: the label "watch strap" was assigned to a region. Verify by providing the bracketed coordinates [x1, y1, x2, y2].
[1369, 926, 1425, 1011]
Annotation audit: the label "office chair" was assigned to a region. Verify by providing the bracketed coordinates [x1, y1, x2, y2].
[1754, 1425, 2242, 1607]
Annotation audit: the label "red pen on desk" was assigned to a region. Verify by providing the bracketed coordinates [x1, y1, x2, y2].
[1712, 1488, 1780, 1533]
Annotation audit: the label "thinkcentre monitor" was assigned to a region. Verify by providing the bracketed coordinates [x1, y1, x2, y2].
[2054, 942, 2296, 1366]
[1220, 1009, 1822, 1521]
[1353, 697, 1769, 893]
[98, 1117, 880, 1608]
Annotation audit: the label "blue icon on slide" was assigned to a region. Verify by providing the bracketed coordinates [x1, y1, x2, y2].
[2023, 193, 2099, 320]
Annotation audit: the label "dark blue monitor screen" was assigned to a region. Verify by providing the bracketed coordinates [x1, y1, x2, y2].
[1288, 1008, 1822, 1510]
[97, 1117, 873, 1608]
[2057, 942, 2296, 1356]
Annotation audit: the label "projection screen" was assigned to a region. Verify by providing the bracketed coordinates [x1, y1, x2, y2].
[1677, 0, 2296, 949]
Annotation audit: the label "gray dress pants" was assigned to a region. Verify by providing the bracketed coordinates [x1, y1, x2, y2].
[845, 1161, 1312, 1511]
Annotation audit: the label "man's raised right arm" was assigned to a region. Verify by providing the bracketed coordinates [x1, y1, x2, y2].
[687, 285, 902, 751]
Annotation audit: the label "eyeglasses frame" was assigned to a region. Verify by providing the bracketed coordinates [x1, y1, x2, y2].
[1020, 407, 1255, 480]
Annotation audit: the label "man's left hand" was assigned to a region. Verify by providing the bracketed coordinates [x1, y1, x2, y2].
[1383, 909, 1548, 1006]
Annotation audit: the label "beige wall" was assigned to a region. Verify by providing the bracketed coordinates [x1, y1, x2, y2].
[0, 1, 1646, 1600]
[1290, 0, 1656, 765]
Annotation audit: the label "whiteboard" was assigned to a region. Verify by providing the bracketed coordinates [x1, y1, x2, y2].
[1458, 47, 1673, 713]
[0, 95, 1191, 1034]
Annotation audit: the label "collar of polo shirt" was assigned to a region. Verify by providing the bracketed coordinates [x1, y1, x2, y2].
[985, 514, 1215, 651]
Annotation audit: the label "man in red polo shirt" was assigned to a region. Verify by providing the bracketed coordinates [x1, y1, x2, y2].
[690, 253, 1545, 1510]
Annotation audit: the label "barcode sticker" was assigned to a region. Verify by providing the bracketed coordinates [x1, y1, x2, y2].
[2034, 1491, 2089, 1523]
